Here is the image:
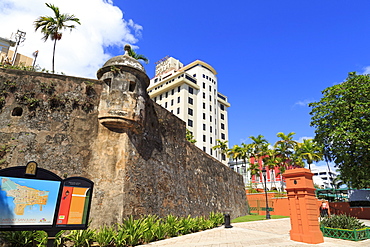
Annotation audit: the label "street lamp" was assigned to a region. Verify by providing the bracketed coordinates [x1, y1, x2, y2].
[262, 167, 271, 219]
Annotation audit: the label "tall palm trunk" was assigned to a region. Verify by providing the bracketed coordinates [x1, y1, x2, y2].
[52, 39, 57, 73]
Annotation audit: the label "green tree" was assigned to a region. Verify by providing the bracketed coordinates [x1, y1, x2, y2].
[274, 132, 299, 174]
[126, 45, 149, 64]
[186, 129, 196, 143]
[34, 3, 81, 73]
[227, 145, 243, 166]
[262, 148, 279, 189]
[296, 139, 323, 170]
[212, 139, 229, 161]
[249, 134, 269, 164]
[309, 72, 370, 188]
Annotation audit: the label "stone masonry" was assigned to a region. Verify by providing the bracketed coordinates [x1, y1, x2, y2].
[0, 48, 248, 227]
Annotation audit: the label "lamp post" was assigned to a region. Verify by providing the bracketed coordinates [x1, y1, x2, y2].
[262, 167, 271, 219]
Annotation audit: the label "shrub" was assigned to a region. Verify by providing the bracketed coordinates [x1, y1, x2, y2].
[320, 214, 366, 230]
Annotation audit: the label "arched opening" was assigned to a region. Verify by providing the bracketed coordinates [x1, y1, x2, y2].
[11, 107, 23, 116]
[129, 81, 136, 92]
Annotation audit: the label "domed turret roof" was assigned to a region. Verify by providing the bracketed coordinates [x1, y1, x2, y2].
[97, 45, 145, 79]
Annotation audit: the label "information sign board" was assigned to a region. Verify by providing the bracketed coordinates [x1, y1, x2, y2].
[0, 162, 93, 231]
[0, 176, 61, 226]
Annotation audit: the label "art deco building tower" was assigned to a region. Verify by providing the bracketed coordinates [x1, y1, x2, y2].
[148, 57, 230, 164]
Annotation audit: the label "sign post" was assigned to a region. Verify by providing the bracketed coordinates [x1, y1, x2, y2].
[0, 161, 93, 247]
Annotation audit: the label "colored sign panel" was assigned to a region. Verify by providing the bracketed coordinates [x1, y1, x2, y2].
[0, 176, 61, 226]
[56, 186, 91, 225]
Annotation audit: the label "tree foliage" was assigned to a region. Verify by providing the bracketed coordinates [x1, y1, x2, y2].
[186, 129, 196, 143]
[126, 46, 149, 64]
[309, 72, 370, 188]
[34, 3, 80, 73]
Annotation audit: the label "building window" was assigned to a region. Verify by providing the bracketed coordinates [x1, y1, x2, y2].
[203, 135, 206, 142]
[154, 97, 157, 102]
[221, 113, 224, 120]
[203, 92, 205, 99]
[203, 113, 206, 120]
[209, 85, 211, 91]
[172, 89, 175, 95]
[165, 102, 168, 108]
[203, 102, 206, 109]
[188, 119, 193, 127]
[177, 108, 180, 114]
[171, 99, 174, 106]
[203, 74, 205, 78]
[209, 105, 212, 111]
[210, 126, 212, 133]
[203, 147, 206, 152]
[222, 154, 226, 161]
[210, 116, 212, 122]
[203, 82, 205, 89]
[203, 124, 206, 130]
[221, 133, 225, 140]
[160, 95, 162, 100]
[193, 74, 196, 77]
[209, 95, 212, 101]
[210, 137, 212, 144]
[221, 104, 224, 111]
[221, 123, 225, 130]
[165, 92, 168, 98]
[210, 148, 213, 155]
[178, 86, 181, 92]
[188, 108, 193, 116]
[178, 97, 180, 103]
[188, 97, 193, 105]
[189, 87, 193, 94]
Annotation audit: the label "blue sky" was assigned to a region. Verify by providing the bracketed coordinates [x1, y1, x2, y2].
[2, 0, 370, 170]
[115, 0, 370, 149]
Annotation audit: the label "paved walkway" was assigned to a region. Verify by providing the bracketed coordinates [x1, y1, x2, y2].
[138, 218, 370, 247]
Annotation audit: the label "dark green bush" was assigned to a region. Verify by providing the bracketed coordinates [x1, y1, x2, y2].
[320, 214, 366, 230]
[0, 212, 224, 246]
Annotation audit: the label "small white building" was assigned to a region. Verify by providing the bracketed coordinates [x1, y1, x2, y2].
[311, 164, 337, 189]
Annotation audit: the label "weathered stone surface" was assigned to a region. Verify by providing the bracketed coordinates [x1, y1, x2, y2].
[0, 66, 248, 228]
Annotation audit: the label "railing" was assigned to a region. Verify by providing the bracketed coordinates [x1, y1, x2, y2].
[248, 199, 274, 215]
[320, 227, 370, 241]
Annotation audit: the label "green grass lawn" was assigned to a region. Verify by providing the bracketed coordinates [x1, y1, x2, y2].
[231, 214, 289, 223]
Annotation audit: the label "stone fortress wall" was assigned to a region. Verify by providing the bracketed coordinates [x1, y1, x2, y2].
[0, 50, 248, 227]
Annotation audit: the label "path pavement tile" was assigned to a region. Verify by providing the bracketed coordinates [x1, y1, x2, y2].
[138, 218, 370, 247]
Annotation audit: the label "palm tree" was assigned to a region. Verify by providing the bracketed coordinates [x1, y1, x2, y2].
[227, 145, 243, 166]
[274, 132, 298, 190]
[125, 45, 149, 64]
[249, 134, 269, 163]
[274, 132, 298, 170]
[263, 148, 279, 190]
[34, 3, 80, 73]
[249, 135, 269, 189]
[296, 139, 323, 170]
[212, 139, 228, 160]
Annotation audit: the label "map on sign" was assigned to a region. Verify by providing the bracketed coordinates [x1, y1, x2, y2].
[0, 176, 61, 226]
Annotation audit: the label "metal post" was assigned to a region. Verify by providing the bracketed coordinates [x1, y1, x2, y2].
[11, 30, 26, 65]
[224, 213, 232, 228]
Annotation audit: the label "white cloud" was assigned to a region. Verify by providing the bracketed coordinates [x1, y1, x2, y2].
[297, 136, 313, 143]
[362, 66, 370, 75]
[294, 99, 311, 107]
[0, 0, 143, 78]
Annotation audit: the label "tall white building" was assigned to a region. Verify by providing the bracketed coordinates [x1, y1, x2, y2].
[147, 56, 230, 164]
